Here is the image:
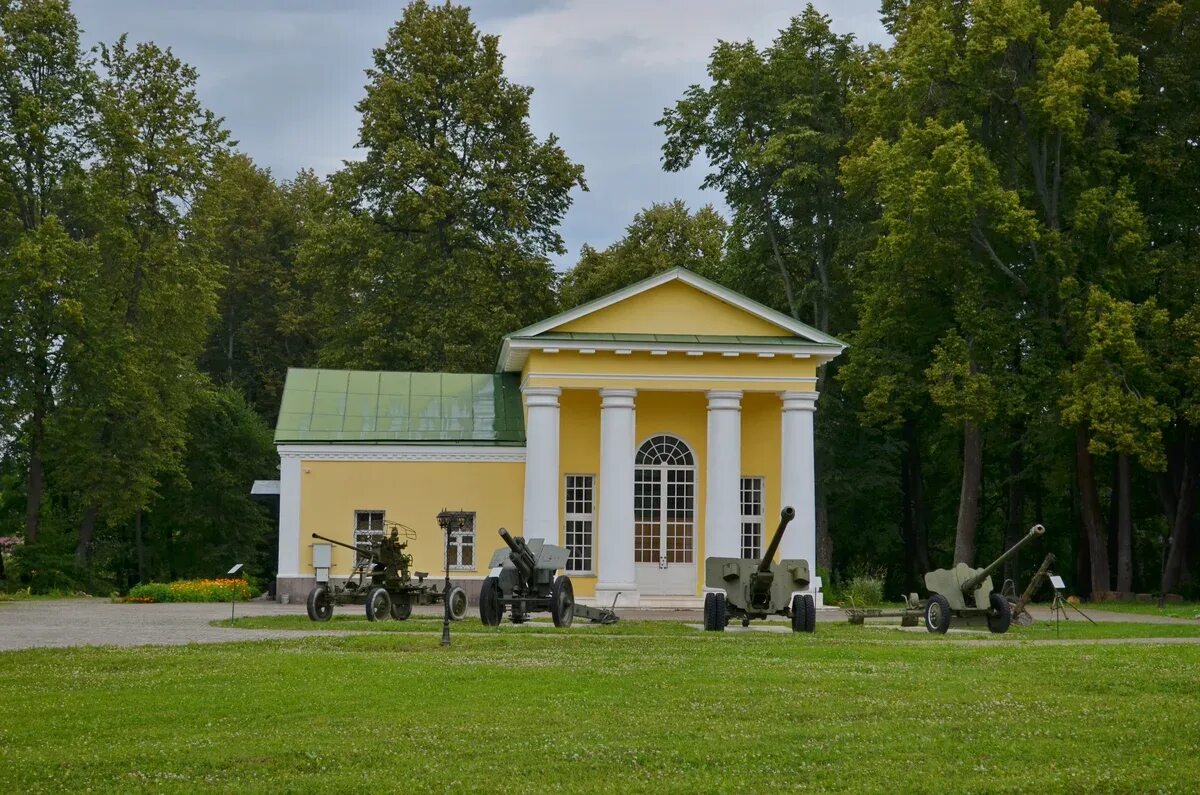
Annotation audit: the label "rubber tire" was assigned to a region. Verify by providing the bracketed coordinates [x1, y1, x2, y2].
[703, 592, 717, 631]
[713, 592, 727, 632]
[802, 594, 816, 633]
[550, 575, 575, 628]
[447, 586, 468, 621]
[986, 591, 1013, 634]
[479, 576, 502, 627]
[925, 593, 952, 634]
[365, 587, 391, 622]
[390, 595, 412, 621]
[306, 586, 333, 622]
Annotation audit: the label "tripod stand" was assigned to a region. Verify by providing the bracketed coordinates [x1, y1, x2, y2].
[1048, 574, 1097, 636]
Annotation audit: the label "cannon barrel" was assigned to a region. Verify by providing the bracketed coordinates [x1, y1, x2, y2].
[498, 527, 536, 581]
[312, 532, 377, 561]
[961, 524, 1045, 594]
[757, 506, 797, 573]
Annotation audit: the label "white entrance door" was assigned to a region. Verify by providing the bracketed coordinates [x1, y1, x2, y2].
[633, 435, 697, 595]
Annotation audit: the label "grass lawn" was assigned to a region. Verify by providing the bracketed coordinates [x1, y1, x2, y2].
[1082, 600, 1200, 621]
[2, 623, 1199, 793]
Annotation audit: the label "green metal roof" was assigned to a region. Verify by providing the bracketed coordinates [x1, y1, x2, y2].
[274, 369, 525, 445]
[514, 332, 842, 347]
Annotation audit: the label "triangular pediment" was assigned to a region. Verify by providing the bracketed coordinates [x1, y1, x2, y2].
[497, 268, 845, 372]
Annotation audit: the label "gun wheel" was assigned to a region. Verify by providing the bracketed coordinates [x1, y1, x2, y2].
[703, 592, 727, 632]
[390, 595, 413, 621]
[986, 591, 1013, 634]
[791, 593, 816, 633]
[306, 585, 333, 622]
[447, 586, 468, 621]
[479, 576, 502, 627]
[925, 594, 951, 634]
[365, 587, 391, 622]
[550, 575, 575, 628]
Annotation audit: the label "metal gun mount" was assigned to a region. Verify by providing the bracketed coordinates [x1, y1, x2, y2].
[922, 524, 1046, 634]
[305, 527, 467, 623]
[479, 528, 618, 627]
[702, 506, 817, 633]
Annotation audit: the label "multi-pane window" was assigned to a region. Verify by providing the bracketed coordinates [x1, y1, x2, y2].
[634, 435, 696, 565]
[740, 477, 764, 559]
[446, 512, 476, 570]
[354, 510, 385, 567]
[564, 475, 595, 574]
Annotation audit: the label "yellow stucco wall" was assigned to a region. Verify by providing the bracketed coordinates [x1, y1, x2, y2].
[558, 389, 601, 597]
[298, 460, 524, 579]
[741, 392, 783, 535]
[555, 279, 792, 336]
[523, 350, 819, 394]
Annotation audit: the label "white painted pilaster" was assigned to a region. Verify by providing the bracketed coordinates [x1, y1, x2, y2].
[521, 386, 561, 541]
[277, 453, 302, 579]
[704, 390, 743, 560]
[780, 391, 820, 604]
[596, 388, 638, 607]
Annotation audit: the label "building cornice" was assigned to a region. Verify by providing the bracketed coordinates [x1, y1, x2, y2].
[277, 444, 526, 463]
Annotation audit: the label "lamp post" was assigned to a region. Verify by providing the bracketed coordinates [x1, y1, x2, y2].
[436, 510, 468, 647]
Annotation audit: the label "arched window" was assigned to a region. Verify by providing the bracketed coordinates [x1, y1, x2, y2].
[634, 434, 696, 566]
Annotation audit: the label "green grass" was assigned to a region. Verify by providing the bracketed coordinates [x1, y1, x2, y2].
[1083, 600, 1200, 621]
[3, 623, 1200, 792]
[217, 613, 1200, 640]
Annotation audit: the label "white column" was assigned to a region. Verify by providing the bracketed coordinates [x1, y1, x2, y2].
[780, 391, 820, 604]
[596, 388, 638, 607]
[705, 390, 743, 561]
[521, 386, 561, 542]
[276, 452, 302, 587]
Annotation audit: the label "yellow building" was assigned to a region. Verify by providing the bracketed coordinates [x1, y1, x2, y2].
[270, 268, 845, 607]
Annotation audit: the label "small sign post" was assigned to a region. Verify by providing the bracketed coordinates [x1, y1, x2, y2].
[228, 563, 244, 622]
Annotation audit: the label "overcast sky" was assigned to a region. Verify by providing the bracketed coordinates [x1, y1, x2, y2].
[74, 1, 888, 269]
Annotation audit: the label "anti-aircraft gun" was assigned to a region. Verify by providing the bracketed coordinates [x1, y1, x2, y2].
[479, 528, 618, 627]
[922, 524, 1045, 634]
[702, 506, 816, 632]
[305, 525, 468, 623]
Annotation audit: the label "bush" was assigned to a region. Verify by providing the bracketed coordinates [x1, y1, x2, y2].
[844, 575, 885, 607]
[123, 578, 253, 603]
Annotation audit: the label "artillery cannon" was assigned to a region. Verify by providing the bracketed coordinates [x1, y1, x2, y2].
[922, 524, 1045, 634]
[479, 528, 618, 627]
[702, 506, 816, 632]
[305, 526, 468, 623]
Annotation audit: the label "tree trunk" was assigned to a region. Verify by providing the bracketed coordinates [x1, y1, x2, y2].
[953, 420, 984, 565]
[135, 510, 146, 584]
[1115, 452, 1133, 593]
[1163, 444, 1194, 593]
[1003, 437, 1025, 585]
[76, 507, 97, 563]
[815, 474, 832, 574]
[24, 445, 44, 544]
[1075, 425, 1111, 598]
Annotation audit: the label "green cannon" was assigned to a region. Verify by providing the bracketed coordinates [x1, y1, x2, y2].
[306, 528, 468, 623]
[479, 528, 618, 627]
[702, 506, 816, 632]
[922, 524, 1045, 634]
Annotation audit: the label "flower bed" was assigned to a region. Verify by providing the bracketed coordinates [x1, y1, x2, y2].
[121, 578, 253, 603]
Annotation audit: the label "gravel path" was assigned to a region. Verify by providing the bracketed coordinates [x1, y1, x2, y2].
[0, 598, 1194, 652]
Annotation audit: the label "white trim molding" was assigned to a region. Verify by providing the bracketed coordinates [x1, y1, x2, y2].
[277, 444, 527, 463]
[523, 372, 818, 388]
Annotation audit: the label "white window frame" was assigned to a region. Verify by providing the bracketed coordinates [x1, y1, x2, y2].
[739, 477, 764, 560]
[564, 474, 595, 574]
[353, 510, 386, 567]
[445, 512, 476, 571]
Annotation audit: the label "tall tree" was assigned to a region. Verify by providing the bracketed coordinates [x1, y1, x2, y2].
[0, 0, 93, 544]
[300, 0, 585, 373]
[560, 200, 727, 308]
[49, 36, 229, 561]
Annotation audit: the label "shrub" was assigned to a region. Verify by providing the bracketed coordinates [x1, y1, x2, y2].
[844, 575, 885, 607]
[123, 578, 253, 603]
